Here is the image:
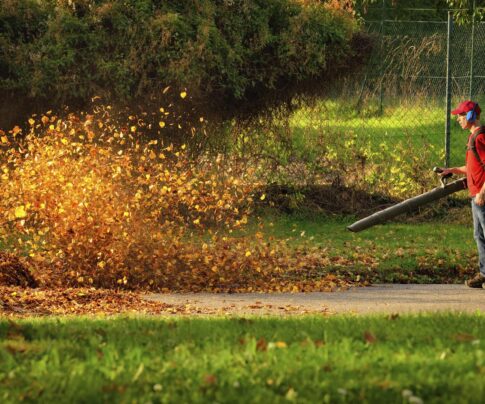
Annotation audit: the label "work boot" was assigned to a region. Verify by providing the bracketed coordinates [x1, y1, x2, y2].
[465, 273, 485, 288]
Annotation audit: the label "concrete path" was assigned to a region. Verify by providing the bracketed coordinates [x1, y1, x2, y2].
[144, 284, 485, 315]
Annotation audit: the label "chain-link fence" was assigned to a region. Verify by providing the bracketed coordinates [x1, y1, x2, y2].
[291, 5, 485, 174]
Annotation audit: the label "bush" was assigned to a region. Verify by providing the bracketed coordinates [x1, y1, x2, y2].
[0, 0, 370, 128]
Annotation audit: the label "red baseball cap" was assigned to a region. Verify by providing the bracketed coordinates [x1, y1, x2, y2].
[451, 100, 481, 116]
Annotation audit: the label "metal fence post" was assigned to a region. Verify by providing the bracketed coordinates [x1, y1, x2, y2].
[445, 11, 453, 168]
[378, 0, 386, 116]
[469, 0, 476, 99]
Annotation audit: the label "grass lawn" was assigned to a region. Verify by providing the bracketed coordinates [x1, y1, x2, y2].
[290, 101, 475, 167]
[4, 210, 477, 286]
[1, 314, 484, 403]
[246, 211, 477, 283]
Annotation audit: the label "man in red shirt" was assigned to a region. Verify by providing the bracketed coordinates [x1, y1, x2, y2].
[440, 100, 485, 288]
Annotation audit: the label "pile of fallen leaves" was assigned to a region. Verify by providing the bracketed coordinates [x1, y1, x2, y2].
[0, 286, 178, 317]
[0, 252, 37, 288]
[0, 286, 336, 317]
[0, 106, 363, 293]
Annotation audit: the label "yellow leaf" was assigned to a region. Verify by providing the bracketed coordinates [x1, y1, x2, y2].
[245, 251, 252, 257]
[14, 206, 27, 219]
[180, 91, 187, 99]
[97, 261, 106, 269]
[149, 151, 156, 159]
[260, 194, 266, 201]
[275, 341, 287, 348]
[159, 121, 165, 128]
[28, 118, 35, 126]
[1, 136, 7, 144]
[130, 126, 137, 133]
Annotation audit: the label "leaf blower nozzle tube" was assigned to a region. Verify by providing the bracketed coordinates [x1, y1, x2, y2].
[347, 169, 466, 232]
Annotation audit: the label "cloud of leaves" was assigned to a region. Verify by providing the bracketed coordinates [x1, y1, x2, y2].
[0, 107, 356, 292]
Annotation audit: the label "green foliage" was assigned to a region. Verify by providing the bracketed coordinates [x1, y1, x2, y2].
[447, 0, 485, 24]
[355, 0, 485, 23]
[0, 0, 368, 125]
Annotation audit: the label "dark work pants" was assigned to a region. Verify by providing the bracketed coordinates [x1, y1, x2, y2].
[471, 198, 485, 276]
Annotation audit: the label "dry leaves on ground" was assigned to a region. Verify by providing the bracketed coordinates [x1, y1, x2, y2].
[0, 286, 178, 317]
[0, 286, 335, 318]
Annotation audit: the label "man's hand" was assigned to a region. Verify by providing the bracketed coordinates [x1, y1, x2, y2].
[437, 168, 454, 177]
[476, 192, 485, 206]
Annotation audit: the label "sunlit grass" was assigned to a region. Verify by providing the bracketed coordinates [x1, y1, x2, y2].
[289, 100, 471, 167]
[246, 212, 476, 283]
[1, 314, 484, 403]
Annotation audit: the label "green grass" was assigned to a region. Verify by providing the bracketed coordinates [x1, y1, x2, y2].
[290, 101, 477, 167]
[245, 212, 477, 283]
[242, 99, 483, 282]
[1, 315, 484, 403]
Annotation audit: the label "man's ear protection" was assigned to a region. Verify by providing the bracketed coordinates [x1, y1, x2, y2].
[467, 103, 478, 123]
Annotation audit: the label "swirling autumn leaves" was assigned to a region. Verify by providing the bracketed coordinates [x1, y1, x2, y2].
[0, 110, 355, 292]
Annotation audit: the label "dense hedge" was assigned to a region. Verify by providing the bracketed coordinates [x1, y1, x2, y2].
[0, 0, 370, 126]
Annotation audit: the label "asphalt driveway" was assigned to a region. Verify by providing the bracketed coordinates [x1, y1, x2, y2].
[144, 284, 485, 315]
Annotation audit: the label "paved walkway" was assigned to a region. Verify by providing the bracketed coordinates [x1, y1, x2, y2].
[144, 284, 485, 315]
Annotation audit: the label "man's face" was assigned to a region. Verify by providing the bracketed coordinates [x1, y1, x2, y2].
[456, 113, 471, 129]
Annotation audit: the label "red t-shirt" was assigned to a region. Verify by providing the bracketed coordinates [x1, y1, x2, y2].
[466, 130, 485, 197]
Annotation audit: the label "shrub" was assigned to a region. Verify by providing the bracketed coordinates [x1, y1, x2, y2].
[0, 0, 370, 128]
